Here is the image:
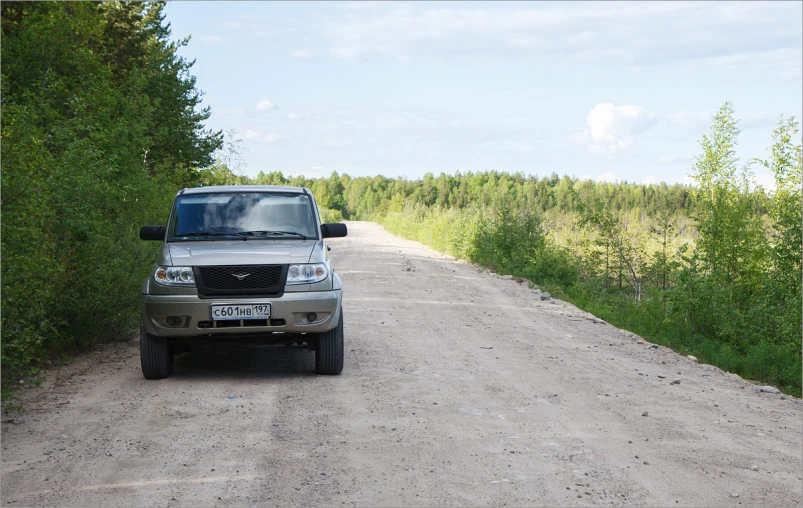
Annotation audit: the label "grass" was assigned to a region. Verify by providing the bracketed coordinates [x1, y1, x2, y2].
[379, 210, 801, 397]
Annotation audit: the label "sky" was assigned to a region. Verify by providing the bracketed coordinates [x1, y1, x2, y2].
[164, 1, 803, 187]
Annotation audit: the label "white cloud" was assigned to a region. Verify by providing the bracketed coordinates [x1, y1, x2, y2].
[290, 49, 316, 59]
[597, 172, 617, 183]
[287, 112, 303, 120]
[642, 175, 657, 185]
[263, 133, 280, 143]
[322, 2, 801, 76]
[753, 172, 777, 192]
[578, 103, 656, 153]
[198, 35, 229, 44]
[244, 130, 262, 140]
[344, 1, 383, 10]
[256, 100, 276, 111]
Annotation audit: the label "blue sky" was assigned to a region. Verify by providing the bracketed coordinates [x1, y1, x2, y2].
[164, 1, 802, 187]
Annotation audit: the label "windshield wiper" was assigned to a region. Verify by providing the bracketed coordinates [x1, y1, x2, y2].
[237, 230, 308, 239]
[176, 232, 246, 240]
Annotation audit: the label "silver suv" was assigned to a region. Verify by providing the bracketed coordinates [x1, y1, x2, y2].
[138, 185, 347, 379]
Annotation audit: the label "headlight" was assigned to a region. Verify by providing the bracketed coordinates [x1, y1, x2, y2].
[153, 266, 195, 286]
[286, 263, 328, 285]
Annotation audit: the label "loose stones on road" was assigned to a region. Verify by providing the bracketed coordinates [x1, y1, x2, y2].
[759, 386, 780, 394]
[540, 292, 551, 301]
[687, 355, 698, 362]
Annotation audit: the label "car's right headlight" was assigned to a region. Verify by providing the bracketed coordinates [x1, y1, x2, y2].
[286, 263, 328, 285]
[153, 266, 196, 286]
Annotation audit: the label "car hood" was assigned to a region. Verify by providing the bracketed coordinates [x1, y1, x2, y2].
[161, 239, 318, 266]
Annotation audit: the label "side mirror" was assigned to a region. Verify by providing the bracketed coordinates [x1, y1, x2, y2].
[321, 223, 347, 238]
[140, 225, 166, 241]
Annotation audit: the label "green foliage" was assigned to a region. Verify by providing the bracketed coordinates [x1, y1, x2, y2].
[319, 208, 344, 223]
[1, 1, 222, 391]
[2, 8, 798, 403]
[325, 103, 798, 394]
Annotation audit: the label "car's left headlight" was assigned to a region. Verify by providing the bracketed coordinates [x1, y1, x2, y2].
[286, 263, 328, 285]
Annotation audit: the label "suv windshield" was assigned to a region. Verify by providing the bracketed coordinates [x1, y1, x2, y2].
[168, 192, 317, 241]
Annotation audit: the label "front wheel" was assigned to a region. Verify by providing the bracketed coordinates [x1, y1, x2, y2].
[140, 322, 173, 379]
[315, 311, 344, 375]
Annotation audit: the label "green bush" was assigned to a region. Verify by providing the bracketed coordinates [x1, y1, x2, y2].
[1, 2, 221, 393]
[319, 207, 344, 223]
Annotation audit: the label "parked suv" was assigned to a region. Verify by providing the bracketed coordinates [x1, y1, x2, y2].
[138, 186, 347, 379]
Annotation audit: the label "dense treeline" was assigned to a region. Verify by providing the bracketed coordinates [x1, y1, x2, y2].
[204, 104, 802, 394]
[2, 1, 221, 391]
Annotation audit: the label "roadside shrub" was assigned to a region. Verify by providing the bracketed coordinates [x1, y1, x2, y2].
[319, 207, 344, 223]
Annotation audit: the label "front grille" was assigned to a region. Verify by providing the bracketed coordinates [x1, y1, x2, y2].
[194, 265, 287, 297]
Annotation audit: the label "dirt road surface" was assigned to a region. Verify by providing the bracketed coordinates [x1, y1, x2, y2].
[2, 221, 801, 507]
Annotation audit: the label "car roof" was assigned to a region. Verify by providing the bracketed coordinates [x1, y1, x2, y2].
[178, 185, 309, 196]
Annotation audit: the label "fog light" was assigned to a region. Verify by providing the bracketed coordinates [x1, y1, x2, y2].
[307, 313, 317, 322]
[166, 316, 179, 326]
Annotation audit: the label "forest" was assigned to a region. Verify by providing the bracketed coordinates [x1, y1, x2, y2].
[2, 2, 801, 397]
[1, 1, 222, 396]
[208, 108, 802, 394]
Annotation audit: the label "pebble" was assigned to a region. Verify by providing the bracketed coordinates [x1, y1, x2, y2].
[650, 344, 659, 349]
[531, 289, 541, 294]
[643, 461, 649, 465]
[657, 375, 666, 379]
[759, 386, 780, 394]
[672, 379, 681, 385]
[750, 465, 758, 471]
[687, 355, 698, 362]
[642, 411, 649, 417]
[730, 493, 740, 498]
[540, 292, 551, 301]
[501, 275, 513, 280]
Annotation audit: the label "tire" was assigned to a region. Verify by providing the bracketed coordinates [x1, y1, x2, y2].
[315, 311, 344, 375]
[140, 321, 173, 379]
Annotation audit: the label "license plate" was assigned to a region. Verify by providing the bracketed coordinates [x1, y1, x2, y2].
[210, 303, 271, 320]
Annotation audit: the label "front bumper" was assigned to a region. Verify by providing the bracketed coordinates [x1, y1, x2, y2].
[141, 290, 342, 337]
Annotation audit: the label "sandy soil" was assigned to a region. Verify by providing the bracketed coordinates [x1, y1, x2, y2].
[2, 221, 801, 507]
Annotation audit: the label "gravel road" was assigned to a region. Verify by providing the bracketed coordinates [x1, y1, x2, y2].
[2, 221, 801, 507]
